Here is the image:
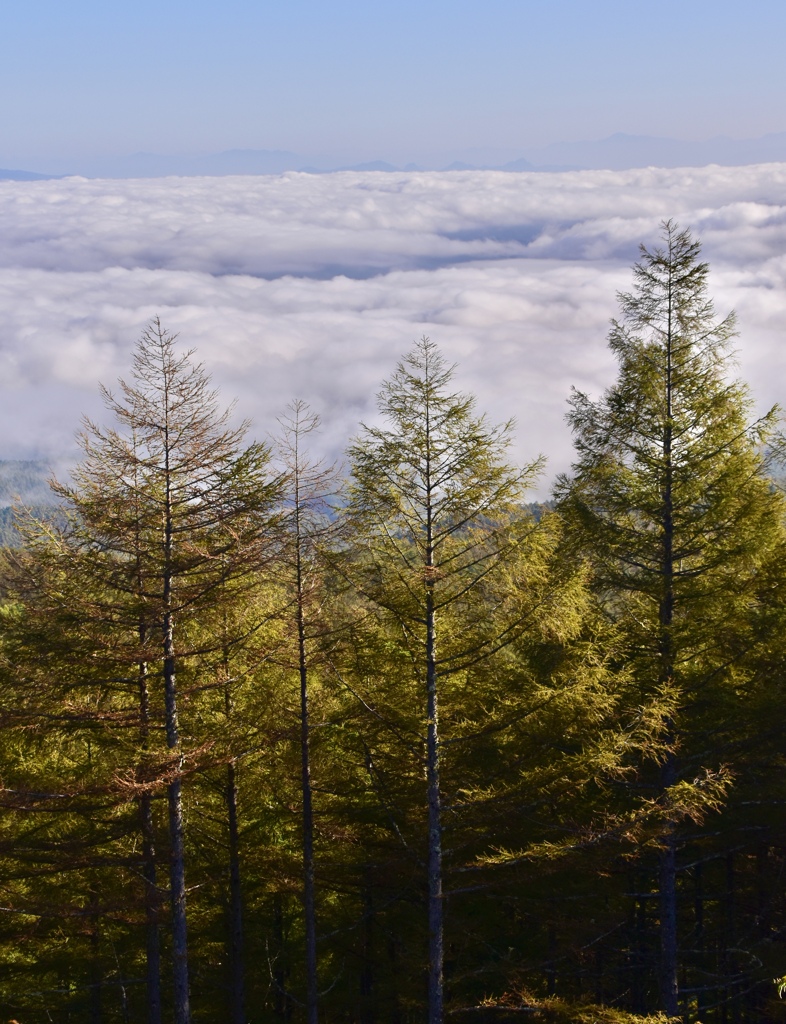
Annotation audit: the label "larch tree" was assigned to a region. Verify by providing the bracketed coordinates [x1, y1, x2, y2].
[557, 222, 786, 1017]
[4, 320, 281, 1024]
[274, 399, 343, 1024]
[346, 338, 563, 1024]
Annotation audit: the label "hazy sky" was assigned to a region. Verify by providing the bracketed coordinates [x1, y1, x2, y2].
[3, 0, 786, 168]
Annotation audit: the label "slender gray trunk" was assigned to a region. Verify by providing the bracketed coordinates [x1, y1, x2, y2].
[162, 409, 191, 1024]
[289, 436, 319, 1024]
[164, 619, 191, 1024]
[425, 575, 443, 1017]
[226, 758, 246, 1024]
[166, 775, 189, 1021]
[658, 768, 678, 1017]
[138, 659, 162, 1024]
[135, 465, 163, 1024]
[424, 398, 443, 1024]
[221, 565, 246, 1024]
[658, 268, 678, 1018]
[426, 586, 443, 1024]
[141, 791, 162, 1024]
[299, 598, 318, 1024]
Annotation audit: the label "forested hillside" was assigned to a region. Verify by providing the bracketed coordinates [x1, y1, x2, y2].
[1, 224, 785, 1024]
[0, 460, 59, 547]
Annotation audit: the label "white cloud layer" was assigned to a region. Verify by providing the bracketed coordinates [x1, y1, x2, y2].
[2, 165, 786, 494]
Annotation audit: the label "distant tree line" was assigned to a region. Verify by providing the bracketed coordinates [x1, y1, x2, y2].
[1, 222, 785, 1024]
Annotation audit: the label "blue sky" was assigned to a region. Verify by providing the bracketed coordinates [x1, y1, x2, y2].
[2, 0, 786, 167]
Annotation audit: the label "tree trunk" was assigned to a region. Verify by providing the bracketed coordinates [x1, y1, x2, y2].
[227, 759, 246, 1024]
[297, 543, 318, 1024]
[424, 399, 444, 1024]
[162, 423, 191, 1024]
[167, 773, 190, 1024]
[138, 659, 162, 1024]
[658, 807, 678, 1017]
[426, 583, 444, 1024]
[163, 613, 191, 1024]
[141, 792, 162, 1024]
[658, 276, 679, 1018]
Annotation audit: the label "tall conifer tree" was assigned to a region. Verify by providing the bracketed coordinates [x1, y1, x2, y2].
[2, 320, 281, 1024]
[558, 222, 785, 1016]
[274, 400, 343, 1024]
[347, 338, 560, 1024]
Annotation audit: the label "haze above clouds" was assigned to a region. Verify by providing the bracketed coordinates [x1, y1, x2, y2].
[10, 131, 786, 180]
[3, 2, 786, 174]
[2, 165, 786, 494]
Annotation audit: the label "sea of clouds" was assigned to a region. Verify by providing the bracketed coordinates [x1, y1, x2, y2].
[1, 164, 786, 493]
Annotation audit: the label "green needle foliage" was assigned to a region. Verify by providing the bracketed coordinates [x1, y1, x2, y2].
[346, 338, 589, 1022]
[0, 321, 283, 1024]
[557, 221, 786, 1017]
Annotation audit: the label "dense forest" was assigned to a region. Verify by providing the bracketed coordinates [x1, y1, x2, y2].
[1, 222, 786, 1024]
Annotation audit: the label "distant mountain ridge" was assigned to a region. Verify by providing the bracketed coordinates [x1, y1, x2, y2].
[6, 131, 786, 179]
[0, 168, 56, 181]
[0, 461, 60, 548]
[0, 460, 56, 507]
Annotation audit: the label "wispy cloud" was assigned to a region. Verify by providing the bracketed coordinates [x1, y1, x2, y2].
[1, 166, 786, 491]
